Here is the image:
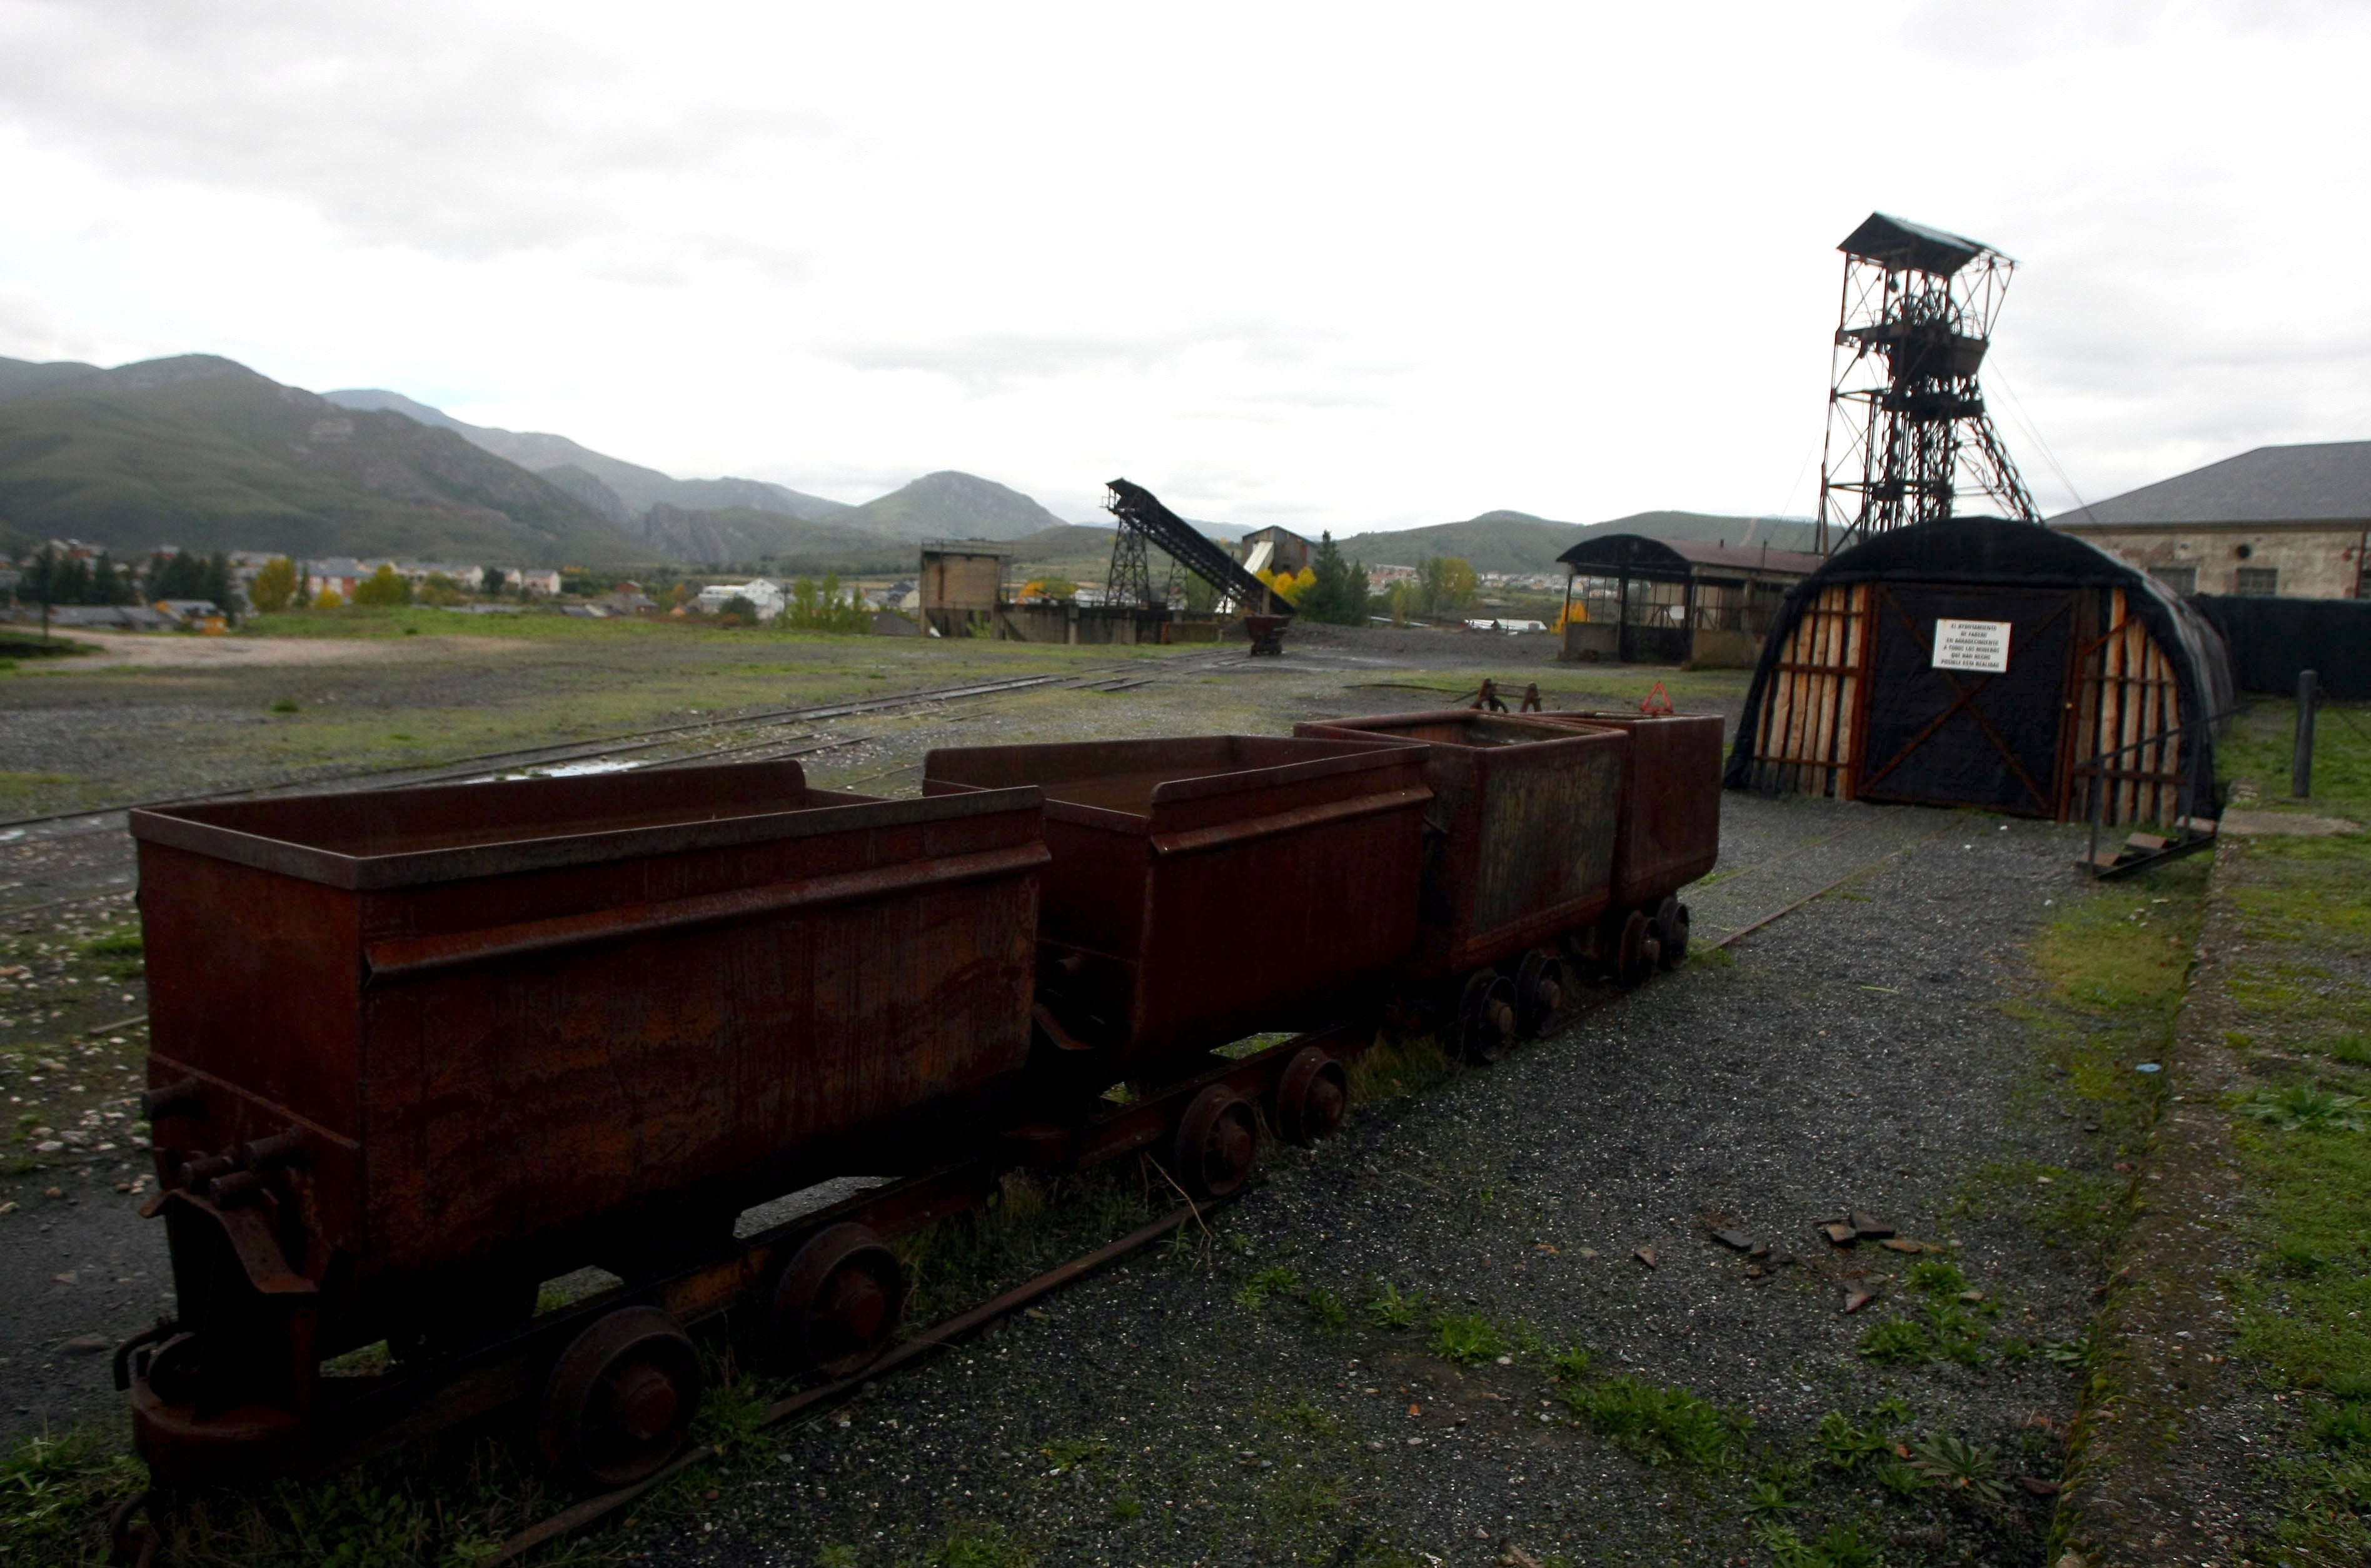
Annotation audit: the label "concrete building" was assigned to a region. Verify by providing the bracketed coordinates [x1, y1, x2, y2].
[694, 579, 788, 620]
[2051, 440, 2371, 599]
[918, 543, 1010, 637]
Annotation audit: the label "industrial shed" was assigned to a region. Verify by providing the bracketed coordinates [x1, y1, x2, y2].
[1726, 518, 2235, 825]
[1556, 534, 1821, 667]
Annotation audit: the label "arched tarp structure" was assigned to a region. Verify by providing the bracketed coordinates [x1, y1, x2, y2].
[1726, 518, 2234, 824]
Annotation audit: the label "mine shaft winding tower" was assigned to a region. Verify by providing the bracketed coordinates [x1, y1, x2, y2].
[1816, 213, 2042, 553]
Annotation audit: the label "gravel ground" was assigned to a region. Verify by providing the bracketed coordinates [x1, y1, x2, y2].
[0, 627, 2123, 1568]
[0, 630, 1753, 1449]
[612, 798, 2107, 1568]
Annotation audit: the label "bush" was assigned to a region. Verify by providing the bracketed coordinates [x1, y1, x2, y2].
[248, 556, 298, 613]
[351, 565, 413, 607]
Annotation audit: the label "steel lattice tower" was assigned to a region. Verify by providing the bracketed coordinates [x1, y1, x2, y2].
[1816, 213, 2041, 553]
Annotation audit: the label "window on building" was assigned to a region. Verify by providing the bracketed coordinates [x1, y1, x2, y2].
[2235, 566, 2280, 596]
[2150, 565, 2197, 596]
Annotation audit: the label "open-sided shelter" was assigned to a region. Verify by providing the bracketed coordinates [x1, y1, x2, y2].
[1725, 518, 2233, 825]
[1556, 534, 1821, 668]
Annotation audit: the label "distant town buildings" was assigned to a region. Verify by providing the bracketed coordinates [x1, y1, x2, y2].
[694, 578, 788, 619]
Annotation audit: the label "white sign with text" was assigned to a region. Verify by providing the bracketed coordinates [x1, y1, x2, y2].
[1931, 618, 2011, 673]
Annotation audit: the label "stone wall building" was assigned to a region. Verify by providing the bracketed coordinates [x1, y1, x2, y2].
[2050, 440, 2370, 599]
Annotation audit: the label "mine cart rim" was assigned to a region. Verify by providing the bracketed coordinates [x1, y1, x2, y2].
[1456, 969, 1518, 1059]
[1276, 1047, 1349, 1148]
[1618, 908, 1661, 987]
[1174, 1085, 1259, 1200]
[775, 1222, 907, 1378]
[539, 1305, 702, 1488]
[1514, 947, 1568, 1037]
[1654, 898, 1691, 970]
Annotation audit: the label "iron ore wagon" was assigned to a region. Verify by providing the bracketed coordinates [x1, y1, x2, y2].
[114, 715, 1720, 1498]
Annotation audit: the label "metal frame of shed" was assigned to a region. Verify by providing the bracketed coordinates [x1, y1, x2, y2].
[1555, 535, 1821, 668]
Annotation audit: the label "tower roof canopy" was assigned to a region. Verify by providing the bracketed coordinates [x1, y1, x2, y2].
[1838, 213, 1999, 276]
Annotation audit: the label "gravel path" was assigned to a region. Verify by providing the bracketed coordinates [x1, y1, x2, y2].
[617, 798, 2105, 1568]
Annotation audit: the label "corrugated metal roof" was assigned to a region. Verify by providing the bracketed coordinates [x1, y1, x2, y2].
[1557, 533, 1824, 575]
[1837, 213, 2000, 276]
[2051, 441, 2371, 528]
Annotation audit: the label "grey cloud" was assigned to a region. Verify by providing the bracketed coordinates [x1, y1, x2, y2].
[0, 0, 833, 267]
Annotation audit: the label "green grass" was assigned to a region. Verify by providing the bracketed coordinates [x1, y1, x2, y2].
[2208, 698, 2371, 1564]
[1559, 1374, 1747, 1469]
[2217, 698, 2371, 822]
[1427, 1311, 1505, 1365]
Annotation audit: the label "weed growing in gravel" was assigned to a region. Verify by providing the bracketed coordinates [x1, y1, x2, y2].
[2040, 1330, 2092, 1369]
[1344, 1028, 1457, 1105]
[1428, 1311, 1505, 1365]
[1562, 1374, 1748, 1469]
[1040, 1437, 1105, 1474]
[1754, 1516, 1883, 1567]
[1904, 1258, 1968, 1297]
[1856, 1319, 1932, 1365]
[1548, 1343, 1592, 1381]
[1744, 1478, 1798, 1519]
[817, 1546, 860, 1568]
[930, 1519, 1035, 1567]
[2231, 1081, 2367, 1132]
[1875, 1455, 1928, 1497]
[1815, 1409, 1896, 1472]
[1236, 1265, 1302, 1309]
[1908, 1432, 2006, 1505]
[1364, 1280, 1420, 1329]
[1303, 1285, 1349, 1335]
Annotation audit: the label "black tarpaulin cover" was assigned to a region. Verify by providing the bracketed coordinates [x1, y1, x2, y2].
[2192, 595, 2371, 701]
[1725, 518, 2235, 810]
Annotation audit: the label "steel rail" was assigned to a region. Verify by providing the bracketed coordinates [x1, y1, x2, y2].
[484, 1202, 1211, 1565]
[0, 668, 1122, 835]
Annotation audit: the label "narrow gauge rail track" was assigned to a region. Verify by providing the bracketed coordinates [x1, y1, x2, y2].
[0, 659, 1211, 922]
[0, 659, 1204, 839]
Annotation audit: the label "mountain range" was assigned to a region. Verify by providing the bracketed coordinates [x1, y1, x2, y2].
[0, 350, 1812, 575]
[0, 354, 1084, 567]
[1331, 508, 1817, 576]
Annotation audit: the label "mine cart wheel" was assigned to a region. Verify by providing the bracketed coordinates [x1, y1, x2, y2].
[773, 1223, 907, 1379]
[1653, 897, 1691, 970]
[1275, 1047, 1349, 1148]
[539, 1305, 702, 1489]
[1514, 947, 1568, 1037]
[1456, 969, 1519, 1060]
[1173, 1085, 1259, 1200]
[1616, 909, 1662, 988]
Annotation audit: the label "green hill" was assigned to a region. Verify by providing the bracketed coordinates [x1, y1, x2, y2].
[321, 388, 849, 522]
[1334, 507, 1817, 574]
[1332, 512, 1586, 574]
[1006, 524, 1118, 582]
[0, 356, 644, 565]
[633, 505, 915, 572]
[836, 471, 1067, 542]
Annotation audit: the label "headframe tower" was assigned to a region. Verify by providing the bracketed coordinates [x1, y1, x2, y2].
[1815, 213, 2041, 553]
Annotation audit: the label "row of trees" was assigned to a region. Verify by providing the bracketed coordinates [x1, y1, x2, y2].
[13, 546, 239, 615]
[1256, 538, 1476, 626]
[1384, 556, 1477, 622]
[246, 560, 540, 612]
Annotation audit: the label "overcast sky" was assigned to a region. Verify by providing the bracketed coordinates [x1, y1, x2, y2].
[4, 2, 2368, 531]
